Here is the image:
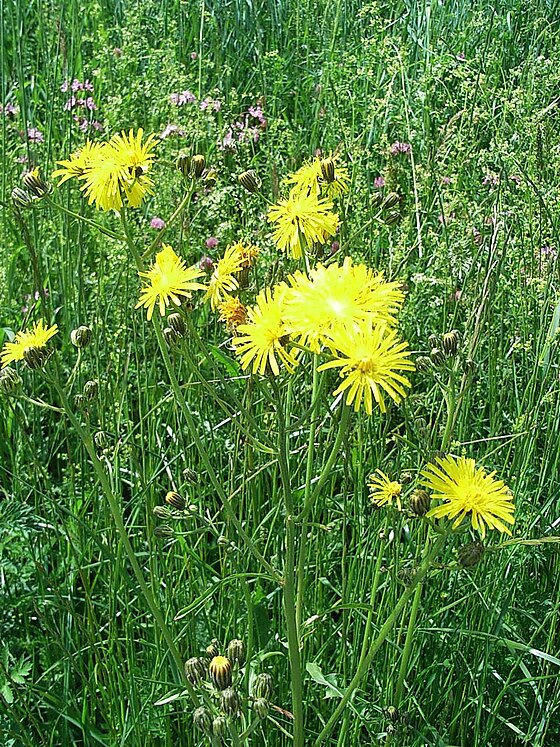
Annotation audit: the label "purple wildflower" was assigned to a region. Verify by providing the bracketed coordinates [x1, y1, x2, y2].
[26, 127, 44, 143]
[160, 123, 187, 139]
[373, 176, 385, 189]
[150, 217, 166, 230]
[390, 141, 412, 156]
[205, 237, 218, 250]
[199, 255, 214, 272]
[482, 173, 499, 187]
[441, 176, 452, 185]
[190, 51, 198, 60]
[1, 102, 18, 116]
[85, 97, 97, 111]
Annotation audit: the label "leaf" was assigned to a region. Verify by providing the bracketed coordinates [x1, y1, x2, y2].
[1, 682, 14, 704]
[306, 662, 344, 699]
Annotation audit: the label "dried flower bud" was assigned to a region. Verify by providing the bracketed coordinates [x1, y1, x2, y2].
[409, 489, 431, 517]
[83, 379, 98, 401]
[252, 672, 273, 700]
[320, 157, 335, 183]
[238, 169, 261, 193]
[11, 187, 34, 209]
[153, 505, 173, 520]
[185, 656, 207, 685]
[22, 168, 52, 198]
[71, 325, 92, 348]
[458, 542, 485, 568]
[191, 155, 206, 178]
[0, 367, 22, 394]
[430, 348, 446, 367]
[209, 655, 232, 690]
[415, 356, 433, 373]
[167, 312, 186, 337]
[206, 638, 221, 658]
[382, 192, 401, 210]
[153, 525, 174, 539]
[220, 687, 241, 716]
[23, 345, 48, 369]
[253, 697, 269, 718]
[384, 210, 401, 225]
[193, 706, 212, 735]
[226, 639, 246, 667]
[442, 330, 461, 356]
[212, 715, 228, 738]
[165, 491, 186, 511]
[176, 154, 191, 176]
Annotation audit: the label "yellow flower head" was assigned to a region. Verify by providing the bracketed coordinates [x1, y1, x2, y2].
[1, 319, 58, 367]
[421, 455, 515, 539]
[218, 296, 247, 329]
[136, 244, 205, 320]
[284, 256, 405, 351]
[318, 320, 414, 414]
[267, 191, 339, 259]
[368, 469, 403, 510]
[233, 240, 260, 268]
[233, 284, 298, 376]
[204, 243, 245, 310]
[52, 141, 106, 185]
[284, 156, 350, 200]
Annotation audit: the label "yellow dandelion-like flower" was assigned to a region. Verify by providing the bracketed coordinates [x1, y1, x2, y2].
[267, 191, 339, 259]
[74, 128, 157, 211]
[232, 241, 260, 268]
[318, 320, 414, 414]
[233, 284, 298, 376]
[204, 243, 245, 310]
[284, 156, 350, 200]
[421, 455, 515, 539]
[1, 319, 58, 367]
[284, 256, 405, 351]
[368, 469, 403, 510]
[218, 295, 247, 329]
[52, 141, 106, 185]
[136, 244, 205, 320]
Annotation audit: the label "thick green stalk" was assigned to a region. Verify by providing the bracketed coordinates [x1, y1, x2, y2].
[313, 531, 448, 747]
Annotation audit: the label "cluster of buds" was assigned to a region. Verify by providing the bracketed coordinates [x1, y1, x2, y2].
[176, 153, 207, 179]
[417, 330, 464, 374]
[152, 488, 198, 539]
[163, 312, 186, 347]
[372, 188, 403, 225]
[12, 169, 52, 209]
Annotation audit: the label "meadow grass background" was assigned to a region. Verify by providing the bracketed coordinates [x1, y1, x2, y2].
[2, 0, 560, 744]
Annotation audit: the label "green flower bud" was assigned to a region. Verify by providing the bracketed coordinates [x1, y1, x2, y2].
[226, 639, 246, 667]
[165, 491, 186, 511]
[185, 656, 207, 685]
[238, 169, 261, 193]
[83, 379, 98, 401]
[193, 706, 212, 735]
[70, 325, 93, 348]
[252, 672, 273, 700]
[220, 687, 241, 717]
[409, 489, 431, 517]
[0, 366, 22, 394]
[253, 697, 269, 719]
[191, 155, 206, 178]
[458, 542, 485, 568]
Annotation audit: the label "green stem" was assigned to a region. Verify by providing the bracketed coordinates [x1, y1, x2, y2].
[143, 184, 196, 259]
[275, 381, 305, 747]
[392, 557, 425, 708]
[46, 198, 126, 240]
[313, 531, 448, 747]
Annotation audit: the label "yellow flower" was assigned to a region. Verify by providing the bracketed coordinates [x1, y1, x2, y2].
[283, 256, 405, 350]
[267, 191, 339, 259]
[218, 296, 247, 329]
[421, 455, 515, 539]
[284, 156, 350, 200]
[1, 319, 58, 367]
[233, 284, 298, 376]
[368, 470, 403, 510]
[52, 141, 106, 185]
[103, 128, 158, 207]
[318, 320, 414, 414]
[204, 243, 245, 310]
[136, 244, 205, 320]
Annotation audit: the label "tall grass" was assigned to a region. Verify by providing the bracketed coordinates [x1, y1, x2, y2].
[2, 1, 560, 745]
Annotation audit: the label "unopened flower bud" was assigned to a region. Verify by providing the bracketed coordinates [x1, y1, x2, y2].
[430, 348, 446, 367]
[428, 334, 441, 349]
[252, 672, 273, 700]
[458, 542, 485, 568]
[415, 356, 433, 373]
[226, 639, 246, 667]
[382, 192, 400, 210]
[442, 330, 460, 356]
[94, 430, 109, 448]
[212, 716, 228, 738]
[206, 639, 220, 658]
[167, 313, 185, 337]
[165, 491, 186, 511]
[384, 210, 401, 225]
[193, 706, 212, 735]
[320, 157, 335, 183]
[371, 192, 384, 209]
[71, 325, 92, 348]
[11, 187, 34, 209]
[253, 697, 269, 718]
[209, 655, 232, 690]
[183, 467, 199, 484]
[163, 326, 179, 346]
[83, 379, 98, 401]
[176, 154, 191, 176]
[185, 656, 207, 685]
[464, 358, 476, 375]
[203, 168, 218, 188]
[22, 168, 52, 198]
[238, 169, 261, 193]
[0, 367, 22, 394]
[153, 505, 173, 520]
[23, 345, 48, 369]
[409, 489, 431, 517]
[385, 705, 399, 722]
[74, 393, 86, 410]
[220, 687, 241, 716]
[153, 525, 174, 539]
[191, 155, 206, 178]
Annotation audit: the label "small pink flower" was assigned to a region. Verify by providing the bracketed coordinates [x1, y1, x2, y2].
[390, 141, 411, 156]
[26, 127, 44, 143]
[373, 176, 385, 188]
[85, 97, 97, 111]
[205, 237, 218, 249]
[190, 51, 198, 60]
[441, 176, 452, 185]
[113, 47, 122, 57]
[199, 255, 214, 271]
[150, 217, 166, 230]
